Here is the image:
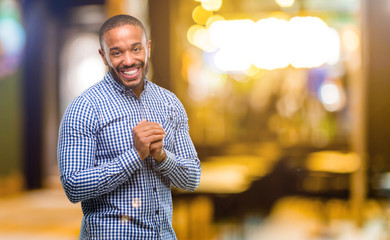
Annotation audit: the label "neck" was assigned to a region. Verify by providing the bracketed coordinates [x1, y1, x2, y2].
[131, 81, 145, 98]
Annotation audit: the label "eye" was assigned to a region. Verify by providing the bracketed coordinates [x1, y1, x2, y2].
[111, 51, 121, 56]
[133, 47, 141, 53]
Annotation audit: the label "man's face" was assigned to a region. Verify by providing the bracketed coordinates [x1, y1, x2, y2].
[99, 24, 151, 96]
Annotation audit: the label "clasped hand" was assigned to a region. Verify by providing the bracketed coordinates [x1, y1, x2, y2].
[133, 119, 166, 163]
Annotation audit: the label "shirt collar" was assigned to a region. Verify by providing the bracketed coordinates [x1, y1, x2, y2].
[104, 71, 149, 96]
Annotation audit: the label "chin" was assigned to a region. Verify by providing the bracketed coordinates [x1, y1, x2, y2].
[123, 77, 144, 90]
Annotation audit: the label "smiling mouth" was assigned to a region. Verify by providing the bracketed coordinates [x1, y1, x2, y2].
[121, 67, 141, 79]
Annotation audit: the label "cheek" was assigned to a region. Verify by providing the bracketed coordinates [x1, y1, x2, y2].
[143, 51, 149, 68]
[144, 55, 148, 67]
[110, 58, 123, 70]
[144, 51, 148, 64]
[105, 56, 114, 68]
[143, 45, 149, 65]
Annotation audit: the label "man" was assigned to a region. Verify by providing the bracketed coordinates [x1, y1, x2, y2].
[57, 14, 201, 239]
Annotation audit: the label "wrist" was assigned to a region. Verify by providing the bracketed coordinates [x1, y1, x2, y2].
[136, 149, 148, 160]
[155, 149, 166, 163]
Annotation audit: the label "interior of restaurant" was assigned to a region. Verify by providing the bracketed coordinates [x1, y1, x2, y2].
[1, 0, 390, 239]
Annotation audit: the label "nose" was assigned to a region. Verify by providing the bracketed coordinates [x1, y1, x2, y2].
[122, 51, 135, 66]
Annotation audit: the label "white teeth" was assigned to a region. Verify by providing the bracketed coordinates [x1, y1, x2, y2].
[123, 68, 138, 76]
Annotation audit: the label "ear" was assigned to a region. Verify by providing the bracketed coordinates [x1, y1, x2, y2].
[99, 49, 109, 66]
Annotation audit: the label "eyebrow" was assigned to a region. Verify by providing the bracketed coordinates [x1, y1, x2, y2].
[109, 42, 143, 52]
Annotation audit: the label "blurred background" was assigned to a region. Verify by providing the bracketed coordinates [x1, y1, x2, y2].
[1, 0, 390, 239]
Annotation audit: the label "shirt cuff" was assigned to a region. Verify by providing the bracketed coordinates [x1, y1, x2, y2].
[117, 148, 143, 177]
[155, 149, 177, 175]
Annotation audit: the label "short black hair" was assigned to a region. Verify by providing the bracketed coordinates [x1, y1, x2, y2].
[99, 14, 147, 50]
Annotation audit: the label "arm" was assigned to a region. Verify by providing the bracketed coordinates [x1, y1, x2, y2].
[155, 102, 201, 192]
[57, 96, 143, 203]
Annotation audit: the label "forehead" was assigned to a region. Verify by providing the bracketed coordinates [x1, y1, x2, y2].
[103, 24, 146, 47]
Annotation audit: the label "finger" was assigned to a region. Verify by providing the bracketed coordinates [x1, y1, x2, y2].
[150, 139, 163, 150]
[136, 121, 165, 130]
[145, 134, 165, 143]
[133, 129, 165, 140]
[144, 128, 166, 138]
[133, 138, 150, 160]
[150, 141, 165, 162]
[134, 124, 166, 137]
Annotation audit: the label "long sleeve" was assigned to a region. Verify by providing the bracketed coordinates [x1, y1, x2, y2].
[57, 96, 143, 203]
[155, 101, 201, 191]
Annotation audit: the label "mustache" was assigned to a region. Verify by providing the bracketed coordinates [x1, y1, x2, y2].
[119, 63, 144, 70]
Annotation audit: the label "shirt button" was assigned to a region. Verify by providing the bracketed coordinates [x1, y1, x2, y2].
[153, 187, 157, 192]
[156, 210, 159, 214]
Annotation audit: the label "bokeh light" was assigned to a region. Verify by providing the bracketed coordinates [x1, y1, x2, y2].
[192, 5, 212, 25]
[187, 24, 205, 46]
[205, 14, 224, 28]
[76, 57, 106, 91]
[209, 19, 255, 72]
[342, 28, 360, 52]
[201, 0, 223, 12]
[0, 0, 25, 78]
[60, 33, 106, 111]
[275, 0, 295, 8]
[187, 24, 217, 52]
[202, 16, 340, 72]
[0, 18, 25, 56]
[187, 59, 227, 101]
[326, 28, 341, 65]
[289, 16, 338, 68]
[319, 80, 346, 112]
[306, 151, 361, 173]
[252, 18, 290, 70]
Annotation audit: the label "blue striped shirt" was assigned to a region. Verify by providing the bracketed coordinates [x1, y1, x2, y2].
[57, 72, 201, 239]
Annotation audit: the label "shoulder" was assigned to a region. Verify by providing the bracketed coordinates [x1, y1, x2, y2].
[63, 80, 108, 121]
[79, 80, 107, 103]
[67, 78, 114, 114]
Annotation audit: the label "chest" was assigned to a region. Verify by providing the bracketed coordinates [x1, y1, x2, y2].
[95, 93, 178, 159]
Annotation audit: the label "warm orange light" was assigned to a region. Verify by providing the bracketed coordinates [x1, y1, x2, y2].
[342, 28, 360, 52]
[252, 18, 290, 70]
[192, 5, 212, 25]
[275, 0, 295, 8]
[187, 24, 204, 46]
[289, 16, 339, 68]
[205, 14, 225, 28]
[306, 151, 361, 173]
[196, 155, 270, 193]
[191, 16, 340, 71]
[201, 0, 223, 11]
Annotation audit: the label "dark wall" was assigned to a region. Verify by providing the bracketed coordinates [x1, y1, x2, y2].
[21, 0, 105, 189]
[365, 0, 390, 188]
[148, 0, 171, 90]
